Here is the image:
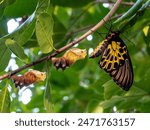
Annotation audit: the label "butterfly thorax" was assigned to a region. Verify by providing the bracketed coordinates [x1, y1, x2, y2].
[106, 31, 120, 41]
[90, 31, 121, 58]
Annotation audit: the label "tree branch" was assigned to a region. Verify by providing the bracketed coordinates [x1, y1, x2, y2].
[0, 0, 123, 81]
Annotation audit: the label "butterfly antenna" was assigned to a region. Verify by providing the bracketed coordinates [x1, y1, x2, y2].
[96, 31, 106, 39]
[102, 18, 110, 32]
[102, 14, 113, 34]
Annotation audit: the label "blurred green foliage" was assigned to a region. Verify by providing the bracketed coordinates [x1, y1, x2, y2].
[0, 0, 150, 113]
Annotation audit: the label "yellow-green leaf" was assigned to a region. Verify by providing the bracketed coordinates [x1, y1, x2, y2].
[0, 83, 10, 113]
[5, 38, 28, 63]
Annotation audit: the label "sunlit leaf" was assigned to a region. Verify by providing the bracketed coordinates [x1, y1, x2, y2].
[5, 38, 28, 63]
[36, 12, 54, 53]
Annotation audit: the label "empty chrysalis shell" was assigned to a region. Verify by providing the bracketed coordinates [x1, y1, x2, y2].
[52, 48, 87, 70]
[11, 70, 46, 88]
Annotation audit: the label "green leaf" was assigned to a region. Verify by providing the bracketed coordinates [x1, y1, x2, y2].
[100, 96, 124, 109]
[86, 99, 101, 112]
[53, 16, 67, 46]
[0, 0, 15, 18]
[0, 5, 4, 19]
[0, 82, 10, 113]
[5, 38, 28, 63]
[36, 0, 51, 13]
[0, 15, 8, 36]
[0, 43, 11, 72]
[104, 80, 123, 100]
[44, 62, 54, 112]
[16, 18, 36, 46]
[54, 7, 70, 28]
[4, 0, 38, 17]
[0, 11, 36, 43]
[36, 12, 54, 53]
[52, 0, 93, 8]
[72, 57, 88, 70]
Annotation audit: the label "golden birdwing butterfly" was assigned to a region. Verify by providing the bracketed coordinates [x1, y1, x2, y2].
[90, 31, 133, 91]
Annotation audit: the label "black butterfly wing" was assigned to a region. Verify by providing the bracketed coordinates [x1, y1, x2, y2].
[110, 57, 133, 91]
[99, 38, 133, 91]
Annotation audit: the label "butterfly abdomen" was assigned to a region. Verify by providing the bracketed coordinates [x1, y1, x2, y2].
[90, 40, 108, 58]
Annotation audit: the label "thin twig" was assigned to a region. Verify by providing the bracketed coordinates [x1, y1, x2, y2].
[0, 0, 123, 81]
[66, 24, 95, 37]
[111, 13, 123, 20]
[66, 13, 124, 37]
[94, 0, 134, 6]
